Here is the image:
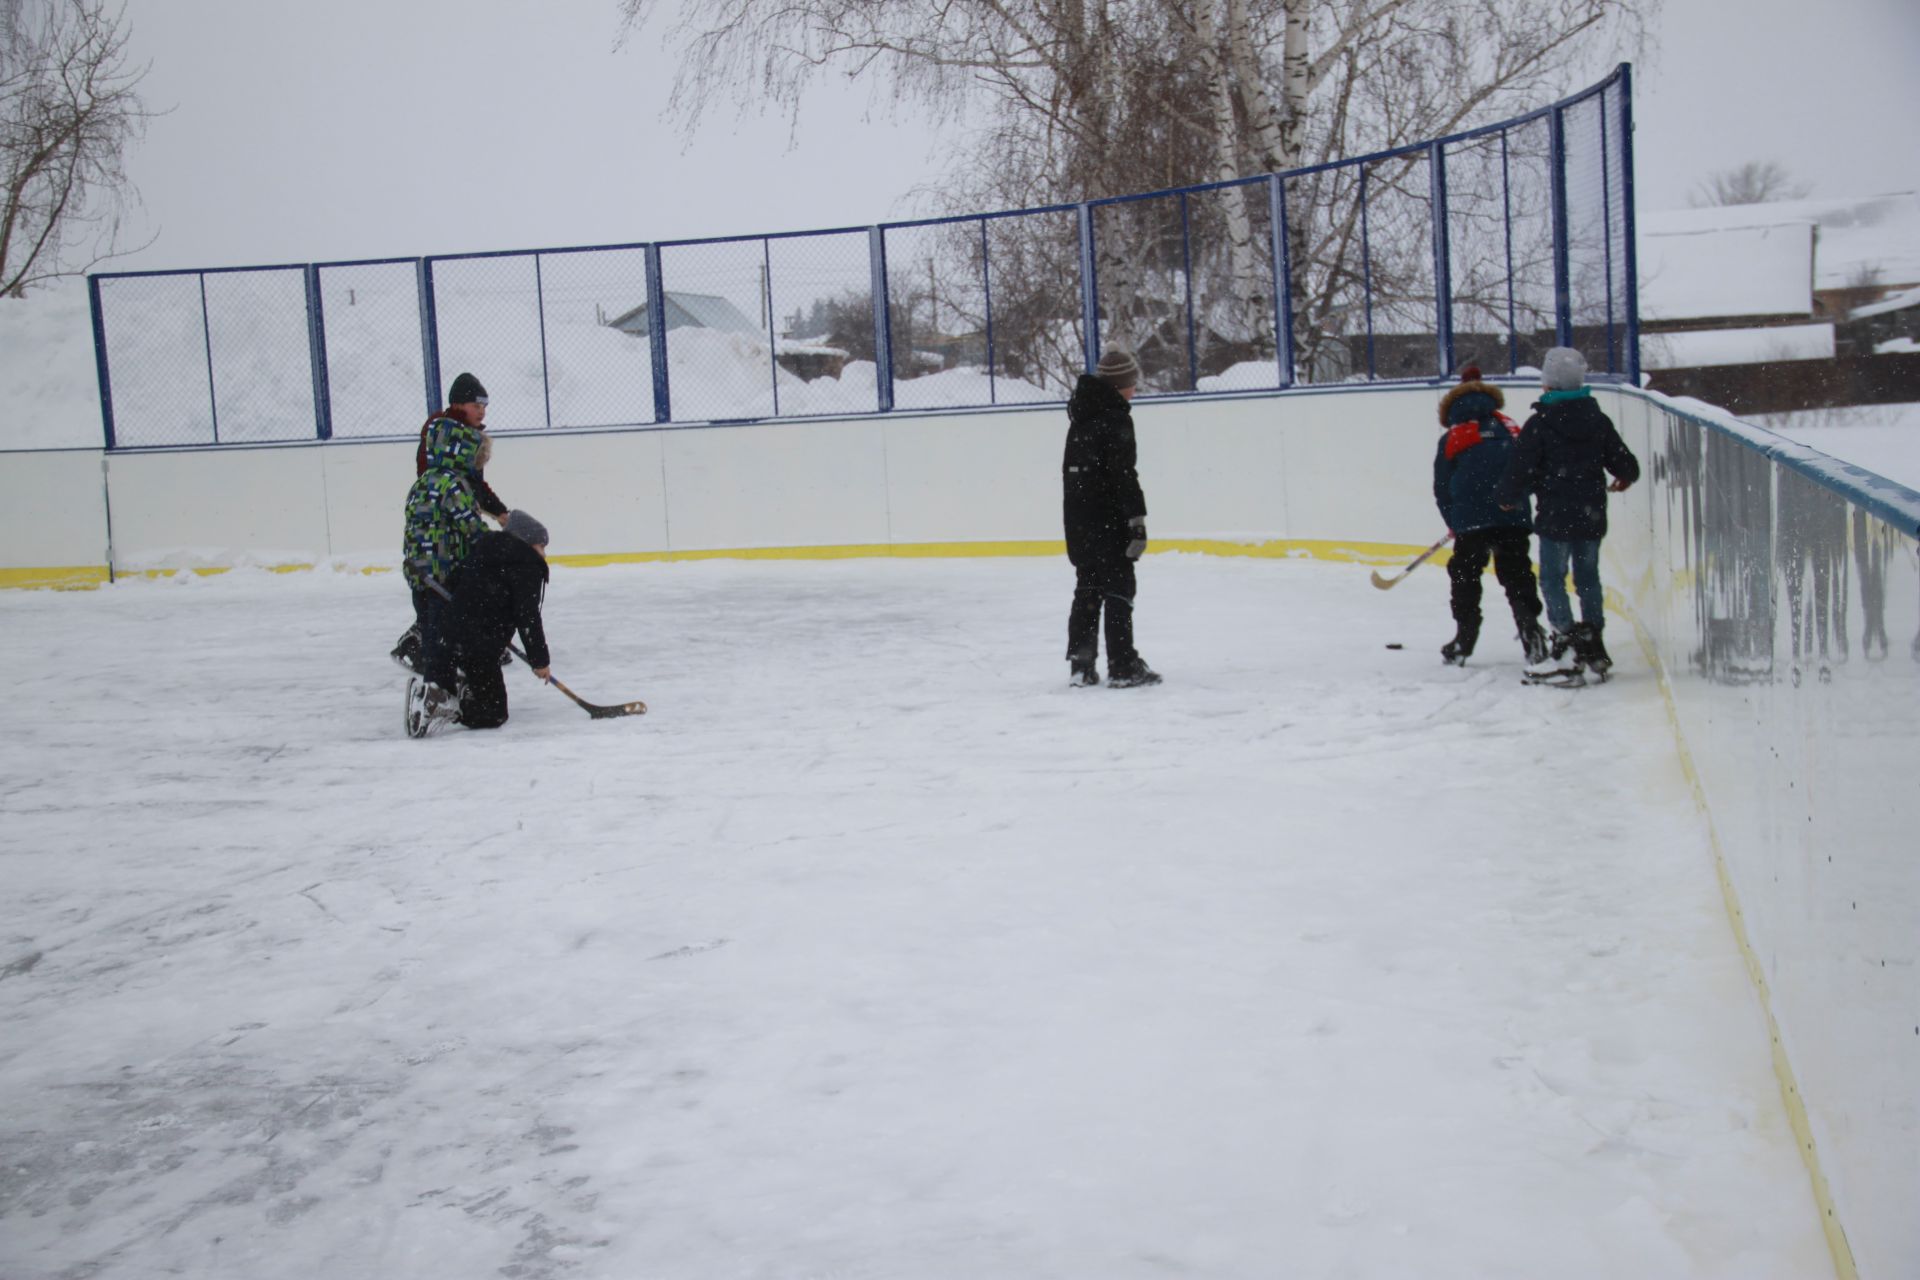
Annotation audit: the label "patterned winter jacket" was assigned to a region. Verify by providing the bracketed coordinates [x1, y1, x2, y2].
[401, 417, 487, 592]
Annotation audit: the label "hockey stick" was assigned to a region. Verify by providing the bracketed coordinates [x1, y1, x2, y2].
[1369, 533, 1454, 590]
[505, 642, 647, 719]
[420, 575, 646, 719]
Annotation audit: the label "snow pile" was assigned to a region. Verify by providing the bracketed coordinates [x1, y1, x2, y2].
[1640, 323, 1835, 369]
[0, 555, 1832, 1279]
[0, 280, 105, 451]
[1750, 401, 1920, 492]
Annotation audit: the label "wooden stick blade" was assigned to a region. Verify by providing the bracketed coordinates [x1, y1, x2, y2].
[1370, 570, 1402, 590]
[586, 700, 648, 719]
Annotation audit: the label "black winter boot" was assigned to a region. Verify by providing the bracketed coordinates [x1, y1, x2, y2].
[1573, 622, 1613, 678]
[1441, 621, 1479, 666]
[1069, 653, 1100, 687]
[1518, 620, 1549, 665]
[1108, 658, 1162, 688]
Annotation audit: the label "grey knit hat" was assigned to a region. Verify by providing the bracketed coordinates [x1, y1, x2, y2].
[504, 510, 549, 547]
[1095, 349, 1141, 390]
[1541, 347, 1587, 391]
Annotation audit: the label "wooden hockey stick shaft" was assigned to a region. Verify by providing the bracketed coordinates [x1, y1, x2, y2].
[1369, 533, 1454, 590]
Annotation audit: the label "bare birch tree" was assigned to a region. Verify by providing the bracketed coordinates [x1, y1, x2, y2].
[1, 0, 154, 297]
[619, 0, 1653, 386]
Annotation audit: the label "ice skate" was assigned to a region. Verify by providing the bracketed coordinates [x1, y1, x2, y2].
[1440, 621, 1479, 666]
[1107, 658, 1161, 688]
[390, 625, 421, 672]
[1068, 655, 1100, 687]
[1518, 620, 1549, 665]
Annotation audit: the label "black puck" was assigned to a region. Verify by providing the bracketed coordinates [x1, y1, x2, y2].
[1385, 643, 1404, 650]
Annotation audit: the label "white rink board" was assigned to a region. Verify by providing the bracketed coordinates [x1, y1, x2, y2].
[0, 450, 108, 573]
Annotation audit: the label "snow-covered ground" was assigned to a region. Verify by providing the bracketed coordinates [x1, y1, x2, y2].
[1751, 400, 1920, 493]
[0, 555, 1831, 1279]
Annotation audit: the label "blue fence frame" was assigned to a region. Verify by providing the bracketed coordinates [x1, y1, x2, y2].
[87, 67, 1638, 450]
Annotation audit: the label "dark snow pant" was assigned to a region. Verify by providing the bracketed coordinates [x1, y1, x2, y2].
[415, 587, 459, 691]
[450, 635, 510, 729]
[1067, 557, 1140, 670]
[1448, 529, 1543, 633]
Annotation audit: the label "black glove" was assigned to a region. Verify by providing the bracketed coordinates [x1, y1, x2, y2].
[1125, 516, 1147, 560]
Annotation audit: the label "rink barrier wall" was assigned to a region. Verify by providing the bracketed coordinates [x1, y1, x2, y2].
[1595, 385, 1919, 1280]
[0, 385, 1457, 581]
[3, 381, 1916, 1280]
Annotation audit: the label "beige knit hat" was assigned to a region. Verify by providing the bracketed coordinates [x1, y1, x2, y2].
[1095, 349, 1140, 390]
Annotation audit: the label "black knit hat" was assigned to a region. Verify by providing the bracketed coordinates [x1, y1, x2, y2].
[447, 372, 488, 405]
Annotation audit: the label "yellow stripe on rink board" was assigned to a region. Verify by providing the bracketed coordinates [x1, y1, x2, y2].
[1613, 590, 1859, 1280]
[0, 565, 113, 590]
[551, 537, 1431, 569]
[0, 539, 1438, 589]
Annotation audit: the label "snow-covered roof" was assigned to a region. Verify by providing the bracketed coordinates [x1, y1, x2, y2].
[1641, 323, 1835, 370]
[1638, 220, 1813, 322]
[1851, 285, 1920, 320]
[1640, 192, 1920, 292]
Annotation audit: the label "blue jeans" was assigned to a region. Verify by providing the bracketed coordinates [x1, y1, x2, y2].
[1538, 538, 1603, 633]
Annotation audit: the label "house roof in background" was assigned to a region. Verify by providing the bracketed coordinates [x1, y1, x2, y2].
[1641, 192, 1920, 292]
[605, 291, 760, 335]
[1638, 220, 1813, 322]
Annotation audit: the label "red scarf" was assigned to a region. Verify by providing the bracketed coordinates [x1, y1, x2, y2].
[1444, 411, 1517, 461]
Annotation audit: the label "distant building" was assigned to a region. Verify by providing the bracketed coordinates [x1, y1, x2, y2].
[606, 292, 761, 338]
[1637, 193, 1920, 413]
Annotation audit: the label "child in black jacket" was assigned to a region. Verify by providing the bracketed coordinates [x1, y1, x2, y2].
[1495, 348, 1640, 676]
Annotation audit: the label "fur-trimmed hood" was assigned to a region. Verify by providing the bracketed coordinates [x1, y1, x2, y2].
[1437, 378, 1505, 428]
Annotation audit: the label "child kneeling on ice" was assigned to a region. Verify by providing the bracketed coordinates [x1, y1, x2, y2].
[410, 511, 553, 733]
[1432, 364, 1547, 666]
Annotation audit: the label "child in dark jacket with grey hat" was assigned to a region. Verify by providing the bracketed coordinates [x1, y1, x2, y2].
[1432, 366, 1547, 666]
[1495, 347, 1640, 677]
[407, 511, 553, 735]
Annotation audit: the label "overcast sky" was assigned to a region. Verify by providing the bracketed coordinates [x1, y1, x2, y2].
[109, 0, 1920, 273]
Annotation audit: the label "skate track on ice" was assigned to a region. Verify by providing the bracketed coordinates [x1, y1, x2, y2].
[0, 555, 1831, 1279]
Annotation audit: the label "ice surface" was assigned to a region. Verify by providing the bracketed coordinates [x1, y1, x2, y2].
[0, 555, 1830, 1279]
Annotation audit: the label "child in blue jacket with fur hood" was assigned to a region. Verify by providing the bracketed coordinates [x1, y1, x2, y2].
[1432, 365, 1548, 666]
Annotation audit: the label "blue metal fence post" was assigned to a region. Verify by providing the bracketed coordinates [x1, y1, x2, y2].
[1598, 100, 1616, 374]
[1429, 141, 1455, 379]
[1359, 168, 1377, 380]
[978, 219, 997, 406]
[1548, 107, 1574, 349]
[86, 275, 118, 450]
[643, 243, 672, 422]
[1269, 176, 1294, 387]
[1179, 192, 1198, 390]
[1501, 129, 1518, 373]
[869, 227, 894, 413]
[1077, 203, 1100, 372]
[1617, 65, 1642, 385]
[418, 258, 442, 414]
[304, 265, 334, 441]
